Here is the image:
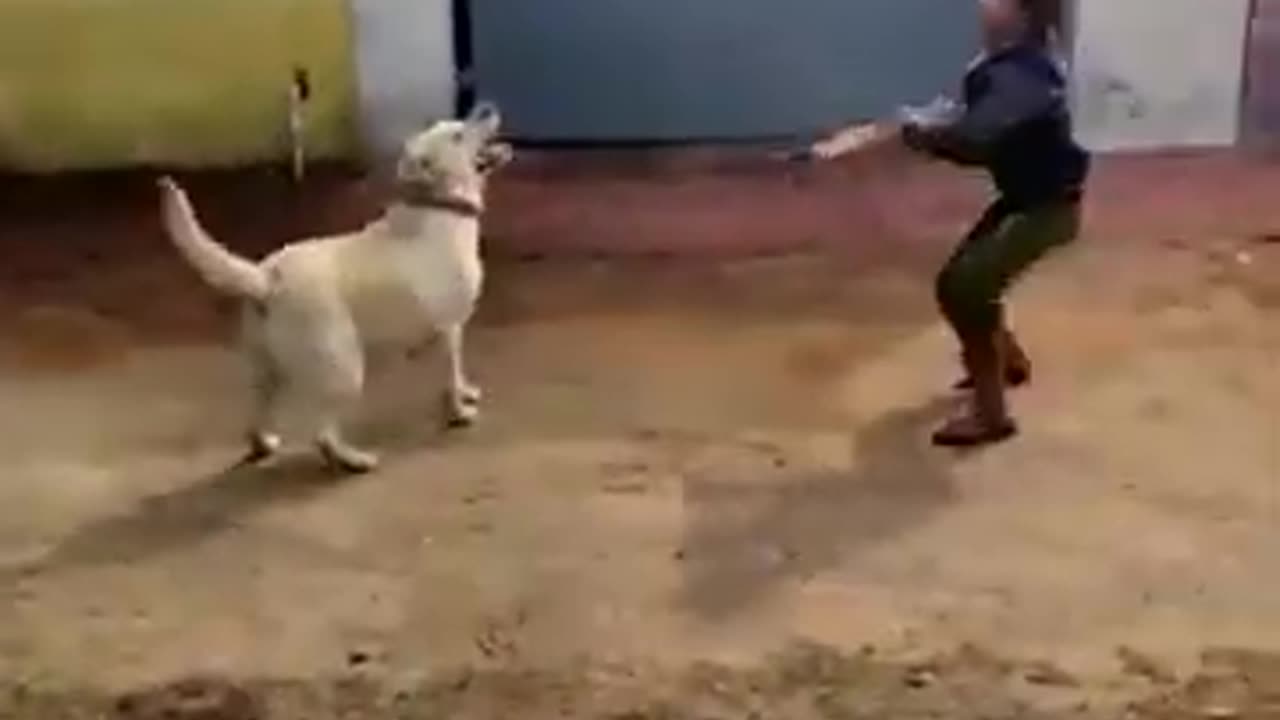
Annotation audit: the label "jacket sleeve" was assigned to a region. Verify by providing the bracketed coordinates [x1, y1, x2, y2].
[910, 61, 1060, 165]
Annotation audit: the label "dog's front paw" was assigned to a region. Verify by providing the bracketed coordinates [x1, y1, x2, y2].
[240, 431, 283, 466]
[443, 393, 480, 429]
[458, 382, 483, 406]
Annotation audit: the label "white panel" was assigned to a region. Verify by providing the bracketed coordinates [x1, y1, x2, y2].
[350, 0, 455, 157]
[1069, 0, 1250, 152]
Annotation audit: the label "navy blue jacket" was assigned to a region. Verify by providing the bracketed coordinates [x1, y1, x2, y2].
[907, 43, 1089, 207]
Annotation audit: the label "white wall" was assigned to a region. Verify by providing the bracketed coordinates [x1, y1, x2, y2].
[349, 0, 456, 158]
[1069, 0, 1251, 152]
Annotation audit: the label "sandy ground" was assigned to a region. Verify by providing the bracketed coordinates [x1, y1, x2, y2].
[1, 150, 1280, 717]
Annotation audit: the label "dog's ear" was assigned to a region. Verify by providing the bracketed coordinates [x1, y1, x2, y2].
[466, 100, 499, 123]
[466, 100, 501, 133]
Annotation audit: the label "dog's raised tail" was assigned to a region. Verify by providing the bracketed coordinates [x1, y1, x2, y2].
[157, 176, 270, 301]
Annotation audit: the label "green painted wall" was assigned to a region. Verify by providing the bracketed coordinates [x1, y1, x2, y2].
[0, 0, 358, 171]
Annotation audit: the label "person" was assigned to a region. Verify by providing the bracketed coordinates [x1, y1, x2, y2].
[900, 0, 1088, 447]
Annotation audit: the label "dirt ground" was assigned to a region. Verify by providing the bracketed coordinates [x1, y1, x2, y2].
[1, 149, 1279, 718]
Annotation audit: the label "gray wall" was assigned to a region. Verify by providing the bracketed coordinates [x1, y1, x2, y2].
[470, 1, 978, 142]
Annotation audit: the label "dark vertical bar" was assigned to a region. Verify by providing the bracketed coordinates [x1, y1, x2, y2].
[1059, 0, 1077, 62]
[1239, 0, 1258, 142]
[452, 0, 475, 116]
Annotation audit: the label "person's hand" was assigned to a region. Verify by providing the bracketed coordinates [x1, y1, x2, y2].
[897, 96, 957, 154]
[809, 138, 840, 161]
[901, 122, 931, 152]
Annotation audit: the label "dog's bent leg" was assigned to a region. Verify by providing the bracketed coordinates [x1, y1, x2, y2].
[441, 324, 480, 428]
[310, 315, 379, 473]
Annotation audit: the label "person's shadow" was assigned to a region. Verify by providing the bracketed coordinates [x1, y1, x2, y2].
[6, 456, 351, 580]
[680, 395, 959, 619]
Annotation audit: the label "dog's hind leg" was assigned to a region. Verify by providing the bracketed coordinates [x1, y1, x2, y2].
[310, 316, 379, 474]
[441, 324, 480, 428]
[317, 422, 378, 474]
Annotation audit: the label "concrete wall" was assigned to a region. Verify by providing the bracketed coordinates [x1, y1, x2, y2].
[0, 0, 358, 171]
[4, 0, 1265, 168]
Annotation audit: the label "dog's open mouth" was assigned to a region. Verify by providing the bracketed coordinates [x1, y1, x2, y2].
[476, 142, 512, 174]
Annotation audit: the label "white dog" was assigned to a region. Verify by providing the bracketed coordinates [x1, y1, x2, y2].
[158, 103, 512, 473]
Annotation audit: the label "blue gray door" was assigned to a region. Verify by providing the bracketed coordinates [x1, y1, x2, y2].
[467, 0, 978, 142]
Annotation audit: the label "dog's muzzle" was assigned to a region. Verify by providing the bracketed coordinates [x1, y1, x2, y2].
[477, 142, 512, 174]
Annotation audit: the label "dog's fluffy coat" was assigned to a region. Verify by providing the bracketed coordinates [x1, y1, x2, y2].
[158, 104, 511, 472]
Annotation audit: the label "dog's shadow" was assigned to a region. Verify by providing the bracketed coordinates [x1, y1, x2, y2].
[11, 456, 351, 579]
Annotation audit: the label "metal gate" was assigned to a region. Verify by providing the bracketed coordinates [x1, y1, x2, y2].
[468, 0, 978, 142]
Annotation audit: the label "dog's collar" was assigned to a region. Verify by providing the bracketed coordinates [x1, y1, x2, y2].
[394, 182, 483, 218]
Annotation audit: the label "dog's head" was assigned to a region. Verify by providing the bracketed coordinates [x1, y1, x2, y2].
[396, 102, 512, 198]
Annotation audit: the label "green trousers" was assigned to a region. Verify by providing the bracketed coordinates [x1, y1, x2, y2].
[936, 195, 1082, 336]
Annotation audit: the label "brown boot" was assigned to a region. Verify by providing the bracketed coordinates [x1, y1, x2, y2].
[934, 331, 1019, 447]
[953, 327, 1031, 390]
